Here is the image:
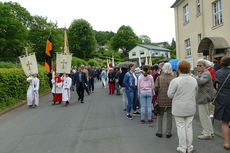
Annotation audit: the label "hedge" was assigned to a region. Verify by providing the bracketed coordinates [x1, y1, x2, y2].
[0, 61, 17, 68]
[0, 65, 50, 110]
[87, 59, 99, 67]
[72, 57, 88, 67]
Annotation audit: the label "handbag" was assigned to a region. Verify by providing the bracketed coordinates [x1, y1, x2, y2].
[211, 72, 230, 105]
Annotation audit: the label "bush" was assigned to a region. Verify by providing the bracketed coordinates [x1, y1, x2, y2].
[0, 65, 50, 110]
[88, 59, 99, 67]
[72, 57, 88, 67]
[0, 61, 16, 68]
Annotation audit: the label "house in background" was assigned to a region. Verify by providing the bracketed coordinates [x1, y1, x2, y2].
[153, 42, 169, 48]
[129, 44, 171, 64]
[171, 0, 230, 68]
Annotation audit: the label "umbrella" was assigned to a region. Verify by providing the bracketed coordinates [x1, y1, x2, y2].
[117, 61, 135, 68]
[168, 59, 180, 70]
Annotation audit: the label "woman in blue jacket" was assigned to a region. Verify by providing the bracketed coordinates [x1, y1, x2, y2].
[123, 64, 140, 120]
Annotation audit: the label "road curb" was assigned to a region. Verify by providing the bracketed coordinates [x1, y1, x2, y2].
[0, 91, 50, 117]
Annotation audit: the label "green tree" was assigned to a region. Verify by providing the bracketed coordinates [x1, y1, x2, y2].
[4, 2, 33, 28]
[68, 19, 96, 59]
[139, 35, 151, 44]
[166, 38, 176, 59]
[95, 31, 114, 46]
[29, 16, 63, 63]
[0, 2, 28, 58]
[110, 25, 140, 57]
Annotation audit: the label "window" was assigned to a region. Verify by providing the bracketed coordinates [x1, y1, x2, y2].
[185, 39, 191, 56]
[140, 51, 144, 55]
[197, 0, 201, 15]
[184, 4, 189, 23]
[132, 52, 136, 56]
[165, 53, 168, 57]
[213, 0, 222, 26]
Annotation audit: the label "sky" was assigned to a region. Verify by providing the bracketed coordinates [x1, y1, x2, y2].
[2, 0, 176, 43]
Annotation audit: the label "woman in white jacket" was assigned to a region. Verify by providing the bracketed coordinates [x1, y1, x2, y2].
[27, 74, 39, 108]
[167, 61, 198, 153]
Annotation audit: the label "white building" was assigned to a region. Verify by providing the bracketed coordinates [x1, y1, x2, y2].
[129, 44, 171, 63]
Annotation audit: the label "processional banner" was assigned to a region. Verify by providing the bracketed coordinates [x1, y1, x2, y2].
[56, 53, 72, 74]
[19, 53, 38, 76]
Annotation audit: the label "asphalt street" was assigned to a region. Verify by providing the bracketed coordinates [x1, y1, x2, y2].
[0, 82, 228, 153]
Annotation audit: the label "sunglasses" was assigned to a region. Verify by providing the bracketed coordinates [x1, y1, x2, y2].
[197, 65, 203, 67]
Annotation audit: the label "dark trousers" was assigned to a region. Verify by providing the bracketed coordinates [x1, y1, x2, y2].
[77, 82, 84, 101]
[84, 82, 90, 95]
[88, 79, 94, 92]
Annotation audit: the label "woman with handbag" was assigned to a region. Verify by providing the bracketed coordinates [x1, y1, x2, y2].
[155, 63, 175, 138]
[214, 56, 230, 150]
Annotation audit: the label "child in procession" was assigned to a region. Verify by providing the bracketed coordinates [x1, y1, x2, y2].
[62, 73, 72, 106]
[27, 73, 40, 108]
[51, 73, 62, 105]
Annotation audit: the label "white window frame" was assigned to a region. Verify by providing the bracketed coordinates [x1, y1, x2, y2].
[185, 39, 191, 57]
[140, 51, 144, 55]
[197, 0, 201, 15]
[213, 0, 222, 26]
[184, 4, 189, 23]
[132, 52, 136, 56]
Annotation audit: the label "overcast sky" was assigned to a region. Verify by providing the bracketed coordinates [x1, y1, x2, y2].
[2, 0, 176, 43]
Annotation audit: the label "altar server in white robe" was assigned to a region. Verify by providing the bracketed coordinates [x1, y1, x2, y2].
[51, 73, 63, 105]
[27, 74, 40, 107]
[62, 73, 72, 106]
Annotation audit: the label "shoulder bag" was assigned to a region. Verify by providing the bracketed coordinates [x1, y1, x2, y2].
[212, 72, 230, 105]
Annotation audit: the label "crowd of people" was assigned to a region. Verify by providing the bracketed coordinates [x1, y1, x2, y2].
[26, 56, 230, 153]
[104, 56, 230, 152]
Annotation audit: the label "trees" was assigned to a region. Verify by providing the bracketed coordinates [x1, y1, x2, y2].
[166, 38, 176, 59]
[0, 2, 64, 63]
[68, 19, 96, 59]
[95, 31, 114, 46]
[4, 2, 33, 28]
[109, 25, 140, 57]
[0, 2, 29, 58]
[139, 35, 151, 44]
[29, 16, 63, 63]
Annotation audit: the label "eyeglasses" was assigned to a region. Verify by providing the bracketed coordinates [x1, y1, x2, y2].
[197, 65, 203, 67]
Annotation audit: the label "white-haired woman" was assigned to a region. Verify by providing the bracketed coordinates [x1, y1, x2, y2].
[195, 59, 214, 140]
[155, 63, 176, 138]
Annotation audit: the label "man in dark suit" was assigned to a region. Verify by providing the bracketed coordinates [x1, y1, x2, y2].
[75, 66, 87, 103]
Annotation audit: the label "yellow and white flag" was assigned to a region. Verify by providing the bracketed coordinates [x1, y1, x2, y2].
[56, 53, 72, 73]
[19, 53, 38, 76]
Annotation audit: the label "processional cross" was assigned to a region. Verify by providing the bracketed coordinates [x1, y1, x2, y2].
[26, 61, 32, 70]
[61, 59, 67, 69]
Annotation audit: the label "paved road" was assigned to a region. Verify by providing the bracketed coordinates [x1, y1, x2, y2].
[0, 82, 228, 153]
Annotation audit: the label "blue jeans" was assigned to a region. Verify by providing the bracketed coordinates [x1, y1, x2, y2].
[140, 92, 153, 120]
[126, 87, 137, 114]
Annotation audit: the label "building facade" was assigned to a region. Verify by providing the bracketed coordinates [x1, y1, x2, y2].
[129, 44, 171, 64]
[171, 0, 230, 67]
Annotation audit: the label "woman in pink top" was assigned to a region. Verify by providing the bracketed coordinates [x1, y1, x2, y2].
[138, 65, 155, 123]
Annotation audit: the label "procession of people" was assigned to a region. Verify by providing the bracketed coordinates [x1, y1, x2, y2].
[24, 55, 230, 153]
